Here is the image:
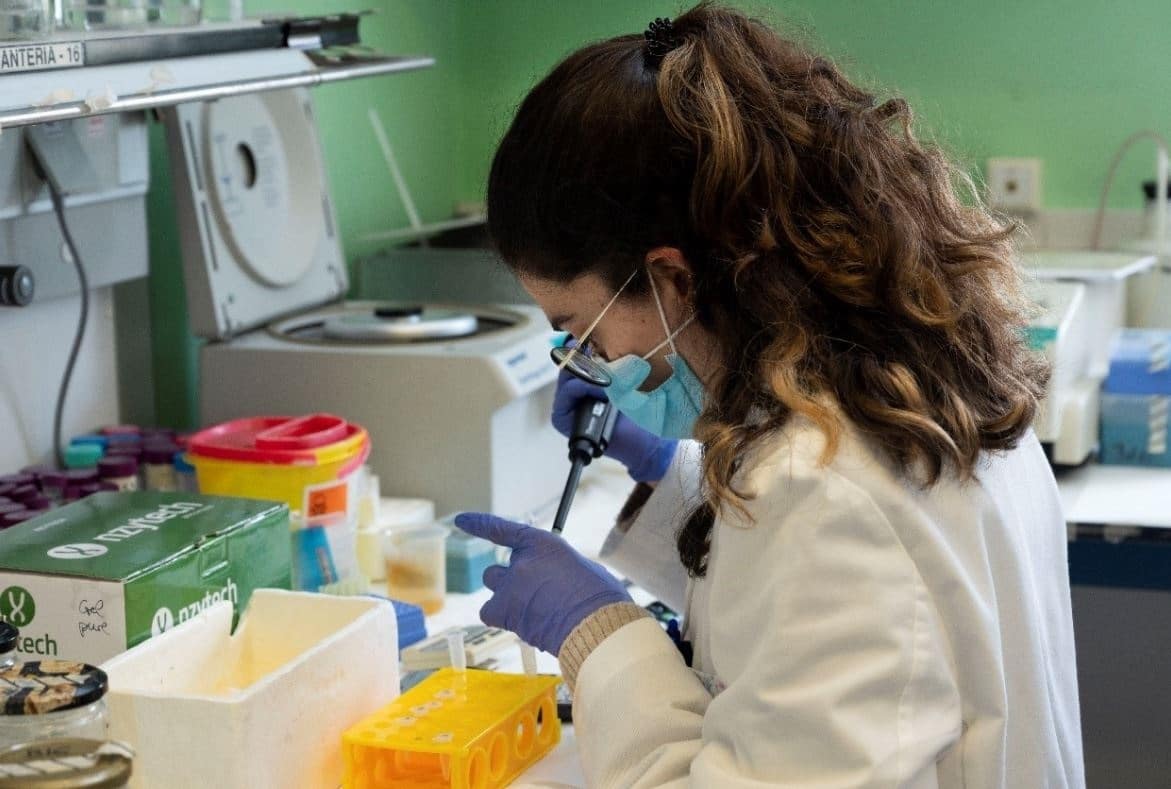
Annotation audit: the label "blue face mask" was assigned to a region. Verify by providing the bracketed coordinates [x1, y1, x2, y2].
[561, 268, 705, 440]
[604, 349, 705, 440]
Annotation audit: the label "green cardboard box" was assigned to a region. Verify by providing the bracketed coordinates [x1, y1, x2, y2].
[0, 492, 291, 664]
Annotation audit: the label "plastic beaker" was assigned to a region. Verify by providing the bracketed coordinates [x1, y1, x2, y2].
[384, 525, 449, 615]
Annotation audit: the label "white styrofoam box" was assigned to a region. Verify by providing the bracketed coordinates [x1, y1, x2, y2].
[102, 589, 399, 789]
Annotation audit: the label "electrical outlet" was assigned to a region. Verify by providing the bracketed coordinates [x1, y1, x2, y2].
[987, 158, 1042, 212]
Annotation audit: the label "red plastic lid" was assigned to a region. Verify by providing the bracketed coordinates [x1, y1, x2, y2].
[188, 415, 366, 465]
[254, 414, 349, 450]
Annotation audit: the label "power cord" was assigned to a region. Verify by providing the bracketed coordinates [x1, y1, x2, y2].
[26, 144, 89, 469]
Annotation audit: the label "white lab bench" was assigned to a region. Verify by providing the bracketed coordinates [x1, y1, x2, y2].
[1054, 464, 1171, 529]
[1053, 463, 1171, 789]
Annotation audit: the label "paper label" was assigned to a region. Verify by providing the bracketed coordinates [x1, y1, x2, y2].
[304, 479, 348, 525]
[0, 42, 83, 75]
[0, 573, 126, 662]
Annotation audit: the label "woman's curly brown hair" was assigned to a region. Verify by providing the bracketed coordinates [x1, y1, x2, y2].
[487, 3, 1049, 576]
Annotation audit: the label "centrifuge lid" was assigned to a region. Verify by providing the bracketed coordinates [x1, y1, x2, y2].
[267, 301, 520, 346]
[321, 306, 479, 342]
[164, 88, 347, 340]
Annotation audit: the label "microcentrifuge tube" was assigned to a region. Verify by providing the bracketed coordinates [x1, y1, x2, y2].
[520, 643, 538, 675]
[447, 631, 467, 672]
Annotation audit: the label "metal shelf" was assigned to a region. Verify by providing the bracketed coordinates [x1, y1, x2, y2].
[0, 47, 434, 129]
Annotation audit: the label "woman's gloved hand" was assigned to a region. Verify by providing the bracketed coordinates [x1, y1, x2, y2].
[455, 512, 633, 655]
[552, 370, 678, 483]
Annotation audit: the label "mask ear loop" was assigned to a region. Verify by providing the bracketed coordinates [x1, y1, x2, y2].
[556, 267, 641, 372]
[642, 269, 697, 361]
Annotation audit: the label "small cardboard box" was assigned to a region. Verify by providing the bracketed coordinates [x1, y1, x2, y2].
[103, 589, 400, 789]
[0, 492, 290, 664]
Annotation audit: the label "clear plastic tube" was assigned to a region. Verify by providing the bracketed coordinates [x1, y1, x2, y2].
[446, 630, 466, 672]
[520, 643, 538, 676]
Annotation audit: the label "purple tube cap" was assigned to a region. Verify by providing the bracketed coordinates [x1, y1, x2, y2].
[0, 474, 34, 487]
[98, 456, 138, 478]
[24, 495, 51, 511]
[1, 511, 38, 527]
[101, 425, 141, 436]
[62, 469, 99, 485]
[143, 444, 180, 464]
[9, 485, 38, 502]
[38, 470, 69, 488]
[106, 444, 143, 459]
[0, 504, 25, 516]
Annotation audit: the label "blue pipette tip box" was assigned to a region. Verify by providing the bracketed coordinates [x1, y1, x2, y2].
[1100, 393, 1171, 468]
[363, 595, 428, 651]
[1106, 329, 1171, 396]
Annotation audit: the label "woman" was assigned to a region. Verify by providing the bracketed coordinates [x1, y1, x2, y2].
[455, 5, 1084, 787]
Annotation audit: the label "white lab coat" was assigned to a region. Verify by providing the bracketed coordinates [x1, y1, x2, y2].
[577, 419, 1084, 788]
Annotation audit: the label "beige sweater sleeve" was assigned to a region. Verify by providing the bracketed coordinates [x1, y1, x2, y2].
[557, 602, 651, 690]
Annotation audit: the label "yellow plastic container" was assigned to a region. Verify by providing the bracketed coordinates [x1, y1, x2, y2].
[187, 415, 369, 511]
[343, 668, 561, 789]
[188, 415, 371, 593]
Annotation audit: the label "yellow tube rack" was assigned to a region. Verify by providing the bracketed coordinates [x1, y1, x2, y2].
[343, 668, 562, 789]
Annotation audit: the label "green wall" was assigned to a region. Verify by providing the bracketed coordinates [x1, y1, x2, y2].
[456, 0, 1171, 210]
[148, 0, 1171, 428]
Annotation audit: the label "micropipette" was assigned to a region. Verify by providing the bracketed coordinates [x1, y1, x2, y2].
[551, 397, 618, 534]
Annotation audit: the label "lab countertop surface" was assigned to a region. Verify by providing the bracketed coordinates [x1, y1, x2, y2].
[1054, 463, 1171, 529]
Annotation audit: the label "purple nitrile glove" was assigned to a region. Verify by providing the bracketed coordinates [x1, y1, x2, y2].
[552, 369, 678, 483]
[454, 512, 633, 656]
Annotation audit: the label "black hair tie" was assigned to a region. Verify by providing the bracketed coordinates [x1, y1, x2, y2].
[644, 17, 681, 68]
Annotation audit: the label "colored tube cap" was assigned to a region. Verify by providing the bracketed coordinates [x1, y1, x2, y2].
[70, 434, 110, 450]
[106, 444, 143, 459]
[0, 512, 36, 528]
[143, 443, 180, 464]
[38, 470, 68, 488]
[101, 425, 141, 437]
[62, 469, 98, 485]
[64, 444, 104, 469]
[22, 496, 50, 511]
[97, 456, 138, 479]
[7, 486, 37, 503]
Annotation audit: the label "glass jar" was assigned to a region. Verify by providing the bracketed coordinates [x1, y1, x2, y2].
[0, 739, 132, 787]
[0, 662, 109, 750]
